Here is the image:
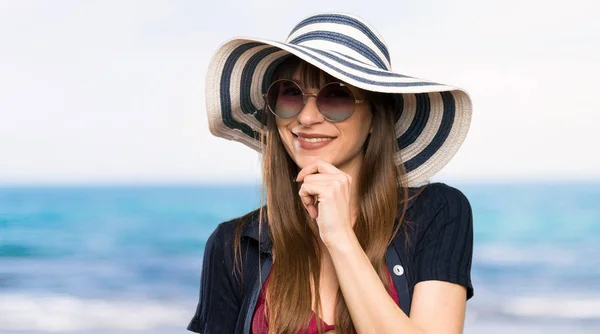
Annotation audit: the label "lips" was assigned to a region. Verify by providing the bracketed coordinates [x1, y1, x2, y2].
[297, 137, 333, 143]
[292, 133, 336, 150]
[293, 131, 336, 139]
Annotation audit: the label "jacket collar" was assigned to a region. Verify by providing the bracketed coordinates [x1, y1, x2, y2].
[241, 207, 273, 255]
[240, 187, 421, 255]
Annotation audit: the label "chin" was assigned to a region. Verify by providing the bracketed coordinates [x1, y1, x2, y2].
[293, 154, 335, 168]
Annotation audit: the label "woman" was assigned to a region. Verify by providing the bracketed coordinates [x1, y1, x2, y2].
[189, 12, 474, 334]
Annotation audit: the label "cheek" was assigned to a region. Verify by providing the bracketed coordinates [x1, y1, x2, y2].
[349, 111, 372, 140]
[338, 124, 368, 150]
[275, 121, 295, 150]
[275, 118, 288, 136]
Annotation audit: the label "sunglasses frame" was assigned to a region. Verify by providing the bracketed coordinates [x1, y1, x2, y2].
[262, 79, 368, 123]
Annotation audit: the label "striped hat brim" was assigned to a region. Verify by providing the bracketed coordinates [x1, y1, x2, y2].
[205, 36, 472, 187]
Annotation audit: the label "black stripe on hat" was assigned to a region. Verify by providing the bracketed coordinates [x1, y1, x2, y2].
[239, 47, 281, 119]
[220, 43, 263, 140]
[289, 30, 388, 70]
[255, 54, 293, 124]
[403, 91, 456, 173]
[288, 13, 390, 65]
[327, 50, 370, 66]
[394, 94, 404, 123]
[398, 93, 430, 149]
[284, 43, 439, 87]
[307, 47, 410, 78]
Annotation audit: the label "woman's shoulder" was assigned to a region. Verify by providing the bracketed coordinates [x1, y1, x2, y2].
[206, 207, 266, 253]
[401, 182, 473, 244]
[407, 182, 471, 219]
[403, 182, 475, 299]
[211, 210, 255, 234]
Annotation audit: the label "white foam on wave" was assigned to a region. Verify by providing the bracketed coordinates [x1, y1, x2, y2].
[477, 245, 577, 266]
[502, 296, 600, 320]
[0, 293, 193, 331]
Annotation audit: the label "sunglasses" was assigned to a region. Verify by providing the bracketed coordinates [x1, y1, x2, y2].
[263, 79, 368, 122]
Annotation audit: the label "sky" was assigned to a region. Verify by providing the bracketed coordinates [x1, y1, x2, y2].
[0, 0, 598, 185]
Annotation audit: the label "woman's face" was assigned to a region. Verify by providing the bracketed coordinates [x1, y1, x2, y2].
[274, 74, 373, 173]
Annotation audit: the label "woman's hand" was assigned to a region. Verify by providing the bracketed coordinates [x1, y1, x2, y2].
[296, 158, 355, 246]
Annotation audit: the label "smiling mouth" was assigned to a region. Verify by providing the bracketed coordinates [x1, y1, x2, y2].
[292, 133, 337, 151]
[292, 133, 337, 142]
[297, 136, 334, 143]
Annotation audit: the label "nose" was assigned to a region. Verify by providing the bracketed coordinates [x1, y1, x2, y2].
[296, 91, 324, 126]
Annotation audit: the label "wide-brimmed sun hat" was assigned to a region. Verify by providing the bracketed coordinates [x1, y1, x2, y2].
[205, 12, 472, 187]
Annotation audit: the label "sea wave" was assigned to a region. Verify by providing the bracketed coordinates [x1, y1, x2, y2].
[476, 245, 590, 266]
[466, 293, 600, 324]
[0, 244, 35, 258]
[0, 293, 192, 331]
[501, 296, 600, 320]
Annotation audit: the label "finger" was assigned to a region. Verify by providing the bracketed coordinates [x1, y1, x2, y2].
[300, 178, 345, 193]
[302, 173, 348, 184]
[298, 178, 337, 188]
[299, 191, 317, 206]
[298, 183, 328, 219]
[301, 173, 352, 196]
[307, 200, 318, 219]
[296, 158, 342, 182]
[302, 181, 333, 190]
[298, 182, 328, 201]
[300, 195, 318, 219]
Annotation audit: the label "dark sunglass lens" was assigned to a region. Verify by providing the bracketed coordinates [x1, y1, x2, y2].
[267, 80, 303, 118]
[317, 83, 355, 122]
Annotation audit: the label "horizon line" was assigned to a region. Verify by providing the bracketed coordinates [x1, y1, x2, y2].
[1, 178, 600, 188]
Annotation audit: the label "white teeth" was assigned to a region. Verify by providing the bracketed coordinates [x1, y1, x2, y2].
[298, 136, 333, 143]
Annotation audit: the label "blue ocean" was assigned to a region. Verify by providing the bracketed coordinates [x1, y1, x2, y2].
[1, 182, 599, 333]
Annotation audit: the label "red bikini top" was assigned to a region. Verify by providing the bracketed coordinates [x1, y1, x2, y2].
[251, 268, 400, 333]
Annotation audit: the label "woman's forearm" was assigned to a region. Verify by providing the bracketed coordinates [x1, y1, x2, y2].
[325, 229, 426, 334]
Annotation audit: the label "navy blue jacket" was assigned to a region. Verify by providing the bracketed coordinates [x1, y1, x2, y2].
[188, 182, 474, 333]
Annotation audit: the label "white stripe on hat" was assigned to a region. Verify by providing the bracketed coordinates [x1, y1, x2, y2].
[292, 39, 378, 70]
[228, 45, 273, 131]
[395, 94, 417, 136]
[261, 40, 454, 90]
[396, 90, 471, 185]
[285, 22, 391, 70]
[326, 12, 390, 50]
[401, 92, 445, 162]
[250, 50, 289, 122]
[228, 45, 263, 132]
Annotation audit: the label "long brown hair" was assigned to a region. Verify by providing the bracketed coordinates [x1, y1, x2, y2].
[231, 55, 425, 333]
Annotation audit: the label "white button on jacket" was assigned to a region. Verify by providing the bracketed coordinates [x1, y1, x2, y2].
[393, 264, 404, 276]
